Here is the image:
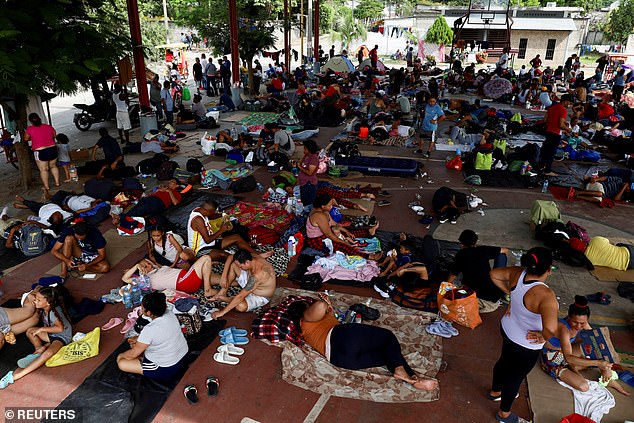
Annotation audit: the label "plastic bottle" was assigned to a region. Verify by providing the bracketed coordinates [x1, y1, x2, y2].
[256, 182, 264, 191]
[541, 178, 549, 193]
[293, 185, 301, 199]
[122, 286, 133, 309]
[287, 236, 297, 257]
[520, 161, 529, 176]
[295, 199, 304, 215]
[69, 165, 79, 182]
[131, 282, 142, 306]
[230, 125, 237, 141]
[138, 275, 151, 295]
[525, 101, 531, 110]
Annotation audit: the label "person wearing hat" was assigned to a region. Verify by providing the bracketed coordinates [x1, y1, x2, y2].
[541, 93, 572, 176]
[447, 230, 509, 313]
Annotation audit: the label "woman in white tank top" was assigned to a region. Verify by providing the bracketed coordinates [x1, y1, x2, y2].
[487, 247, 559, 423]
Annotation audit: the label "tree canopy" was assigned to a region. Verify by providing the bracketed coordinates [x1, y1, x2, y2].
[331, 7, 369, 51]
[605, 0, 634, 44]
[425, 16, 453, 45]
[354, 0, 385, 21]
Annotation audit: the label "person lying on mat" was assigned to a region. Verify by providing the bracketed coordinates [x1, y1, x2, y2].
[51, 221, 110, 279]
[0, 289, 40, 351]
[0, 287, 72, 389]
[117, 292, 188, 381]
[123, 255, 214, 295]
[305, 194, 381, 260]
[584, 236, 633, 272]
[209, 249, 276, 317]
[539, 295, 629, 396]
[111, 178, 182, 226]
[187, 200, 258, 261]
[569, 170, 631, 204]
[287, 296, 438, 392]
[447, 229, 509, 312]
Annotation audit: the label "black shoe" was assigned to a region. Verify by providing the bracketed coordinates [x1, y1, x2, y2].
[206, 376, 219, 396]
[414, 149, 423, 154]
[439, 213, 448, 224]
[450, 216, 458, 224]
[377, 200, 391, 207]
[379, 190, 392, 197]
[349, 303, 381, 320]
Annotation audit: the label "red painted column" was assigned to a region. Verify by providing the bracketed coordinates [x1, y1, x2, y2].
[313, 0, 319, 63]
[284, 0, 290, 70]
[126, 0, 150, 110]
[228, 0, 240, 85]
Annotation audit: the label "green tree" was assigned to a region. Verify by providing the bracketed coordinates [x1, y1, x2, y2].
[0, 0, 128, 189]
[605, 0, 634, 44]
[354, 0, 385, 21]
[331, 7, 368, 51]
[320, 3, 336, 32]
[425, 16, 453, 45]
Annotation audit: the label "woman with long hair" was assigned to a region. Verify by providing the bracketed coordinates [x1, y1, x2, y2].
[23, 113, 60, 196]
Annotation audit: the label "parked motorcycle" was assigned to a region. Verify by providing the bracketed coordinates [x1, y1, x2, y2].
[73, 100, 139, 131]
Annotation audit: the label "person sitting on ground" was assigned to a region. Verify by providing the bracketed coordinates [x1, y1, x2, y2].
[269, 123, 296, 158]
[540, 295, 629, 395]
[123, 255, 214, 294]
[147, 226, 193, 270]
[538, 86, 555, 109]
[112, 178, 182, 225]
[366, 92, 387, 118]
[432, 186, 468, 224]
[217, 88, 236, 112]
[51, 221, 110, 279]
[267, 74, 285, 93]
[447, 230, 509, 312]
[116, 292, 188, 381]
[287, 296, 439, 392]
[257, 123, 275, 146]
[0, 288, 40, 351]
[377, 239, 416, 278]
[191, 94, 207, 119]
[13, 195, 72, 234]
[187, 200, 258, 261]
[584, 236, 633, 271]
[0, 287, 72, 389]
[91, 127, 123, 166]
[305, 194, 381, 260]
[208, 249, 277, 315]
[140, 133, 179, 154]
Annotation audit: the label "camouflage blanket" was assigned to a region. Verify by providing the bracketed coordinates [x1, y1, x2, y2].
[268, 287, 443, 403]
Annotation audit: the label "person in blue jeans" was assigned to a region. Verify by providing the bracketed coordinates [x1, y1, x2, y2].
[447, 229, 509, 312]
[416, 97, 445, 157]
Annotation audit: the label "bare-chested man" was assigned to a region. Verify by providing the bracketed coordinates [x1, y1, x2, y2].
[209, 249, 276, 318]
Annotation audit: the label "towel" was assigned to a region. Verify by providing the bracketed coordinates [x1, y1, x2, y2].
[557, 379, 615, 422]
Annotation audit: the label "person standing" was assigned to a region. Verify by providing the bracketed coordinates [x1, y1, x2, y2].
[192, 57, 203, 93]
[160, 81, 174, 125]
[149, 75, 163, 121]
[612, 68, 626, 104]
[488, 247, 559, 423]
[297, 139, 320, 207]
[406, 47, 414, 67]
[24, 113, 60, 196]
[329, 45, 335, 59]
[200, 54, 208, 90]
[529, 54, 542, 71]
[205, 58, 218, 97]
[112, 84, 131, 144]
[496, 47, 509, 75]
[541, 94, 571, 176]
[357, 48, 364, 65]
[416, 97, 445, 157]
[370, 45, 379, 69]
[220, 56, 231, 93]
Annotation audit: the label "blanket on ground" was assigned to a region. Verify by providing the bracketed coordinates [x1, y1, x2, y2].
[265, 287, 442, 403]
[223, 202, 293, 231]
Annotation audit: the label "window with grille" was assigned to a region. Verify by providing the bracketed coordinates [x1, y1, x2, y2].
[545, 39, 556, 60]
[518, 38, 528, 59]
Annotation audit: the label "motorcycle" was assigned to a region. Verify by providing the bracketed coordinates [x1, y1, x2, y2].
[73, 100, 140, 131]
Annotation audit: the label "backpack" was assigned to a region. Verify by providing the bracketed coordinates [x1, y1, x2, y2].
[186, 158, 204, 173]
[156, 161, 178, 181]
[230, 175, 257, 193]
[269, 151, 289, 169]
[197, 116, 218, 129]
[565, 221, 590, 244]
[329, 141, 360, 159]
[137, 158, 159, 175]
[84, 178, 115, 201]
[254, 146, 270, 165]
[391, 283, 438, 312]
[16, 224, 49, 257]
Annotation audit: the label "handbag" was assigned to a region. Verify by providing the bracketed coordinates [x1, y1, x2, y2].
[299, 273, 323, 291]
[437, 282, 482, 329]
[176, 310, 203, 336]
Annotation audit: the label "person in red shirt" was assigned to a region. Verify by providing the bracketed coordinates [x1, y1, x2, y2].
[541, 94, 572, 176]
[112, 179, 182, 225]
[597, 100, 615, 120]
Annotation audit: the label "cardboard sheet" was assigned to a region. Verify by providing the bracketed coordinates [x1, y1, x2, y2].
[590, 266, 634, 283]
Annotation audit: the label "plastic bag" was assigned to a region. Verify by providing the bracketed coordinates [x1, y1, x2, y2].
[46, 327, 101, 367]
[182, 86, 191, 101]
[445, 156, 463, 171]
[201, 132, 216, 155]
[437, 282, 482, 329]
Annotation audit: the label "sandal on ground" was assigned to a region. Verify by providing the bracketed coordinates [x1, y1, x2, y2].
[206, 376, 219, 396]
[213, 350, 240, 365]
[0, 371, 14, 389]
[378, 190, 392, 197]
[184, 384, 199, 404]
[17, 353, 41, 369]
[218, 327, 248, 338]
[495, 412, 519, 423]
[419, 215, 434, 225]
[220, 333, 249, 346]
[425, 322, 453, 338]
[586, 292, 611, 305]
[217, 343, 245, 356]
[101, 317, 124, 331]
[120, 318, 137, 334]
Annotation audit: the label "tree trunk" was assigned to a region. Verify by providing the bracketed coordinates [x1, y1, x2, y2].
[14, 95, 33, 191]
[247, 60, 255, 96]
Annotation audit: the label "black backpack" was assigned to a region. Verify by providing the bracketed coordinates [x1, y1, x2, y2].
[186, 158, 204, 173]
[137, 158, 159, 175]
[231, 175, 257, 193]
[329, 141, 360, 159]
[84, 177, 115, 201]
[156, 160, 179, 181]
[16, 224, 49, 257]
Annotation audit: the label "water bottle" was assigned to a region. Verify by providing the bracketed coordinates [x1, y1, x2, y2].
[293, 185, 301, 199]
[256, 182, 264, 192]
[122, 286, 133, 309]
[287, 236, 297, 257]
[138, 275, 151, 295]
[69, 165, 79, 182]
[230, 125, 237, 141]
[295, 199, 304, 215]
[525, 101, 531, 110]
[520, 161, 529, 176]
[131, 282, 142, 306]
[541, 178, 549, 193]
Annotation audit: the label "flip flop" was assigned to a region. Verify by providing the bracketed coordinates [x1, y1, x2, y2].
[220, 333, 249, 346]
[206, 376, 219, 396]
[17, 353, 41, 369]
[586, 292, 612, 305]
[425, 322, 452, 338]
[439, 320, 459, 336]
[419, 215, 434, 225]
[218, 327, 248, 338]
[0, 371, 14, 389]
[213, 351, 240, 365]
[495, 412, 520, 423]
[120, 318, 136, 334]
[487, 392, 519, 401]
[217, 344, 245, 356]
[183, 384, 199, 404]
[379, 190, 392, 197]
[101, 317, 124, 331]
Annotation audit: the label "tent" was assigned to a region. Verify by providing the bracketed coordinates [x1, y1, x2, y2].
[357, 59, 387, 72]
[322, 56, 356, 73]
[353, 45, 370, 61]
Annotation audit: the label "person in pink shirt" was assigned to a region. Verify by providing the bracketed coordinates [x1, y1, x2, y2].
[24, 113, 60, 196]
[297, 139, 320, 206]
